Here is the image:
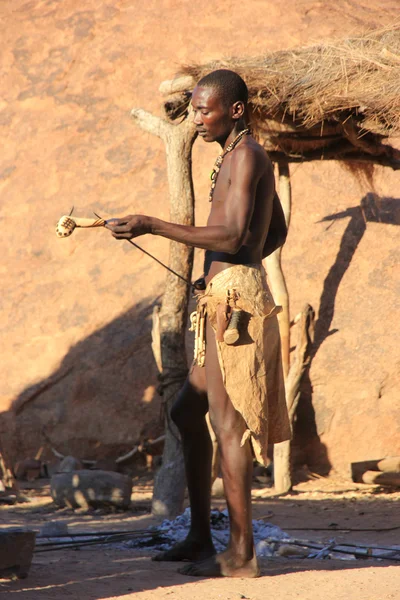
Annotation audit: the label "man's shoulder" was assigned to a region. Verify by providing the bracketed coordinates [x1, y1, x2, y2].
[231, 136, 270, 172]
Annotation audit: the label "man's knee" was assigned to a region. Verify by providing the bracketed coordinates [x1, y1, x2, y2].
[170, 393, 186, 430]
[170, 379, 208, 431]
[208, 407, 245, 443]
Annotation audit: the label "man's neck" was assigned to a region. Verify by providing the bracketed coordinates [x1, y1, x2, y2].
[219, 120, 247, 150]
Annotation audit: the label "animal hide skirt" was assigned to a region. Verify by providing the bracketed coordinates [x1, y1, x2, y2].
[190, 263, 291, 465]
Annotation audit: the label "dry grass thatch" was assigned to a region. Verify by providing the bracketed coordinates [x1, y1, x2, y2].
[182, 27, 400, 136]
[175, 27, 400, 167]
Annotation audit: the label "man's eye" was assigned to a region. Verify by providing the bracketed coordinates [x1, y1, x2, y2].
[201, 111, 209, 116]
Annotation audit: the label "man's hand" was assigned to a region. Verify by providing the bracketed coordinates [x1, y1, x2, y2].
[105, 215, 152, 240]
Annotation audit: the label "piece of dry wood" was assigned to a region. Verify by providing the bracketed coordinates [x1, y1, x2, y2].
[116, 435, 166, 464]
[151, 305, 162, 373]
[159, 75, 195, 96]
[273, 304, 315, 494]
[376, 457, 400, 472]
[361, 470, 400, 487]
[351, 457, 400, 482]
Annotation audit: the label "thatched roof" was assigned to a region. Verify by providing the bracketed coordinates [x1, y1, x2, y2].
[166, 28, 400, 168]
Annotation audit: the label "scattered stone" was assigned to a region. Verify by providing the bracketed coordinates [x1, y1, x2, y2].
[14, 458, 42, 481]
[40, 521, 69, 537]
[0, 528, 36, 579]
[277, 544, 309, 557]
[51, 469, 132, 509]
[0, 494, 18, 505]
[58, 456, 83, 473]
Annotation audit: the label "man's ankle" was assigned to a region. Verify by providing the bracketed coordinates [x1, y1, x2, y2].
[187, 529, 213, 546]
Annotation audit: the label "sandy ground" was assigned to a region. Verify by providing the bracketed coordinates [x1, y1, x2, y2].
[0, 476, 399, 600]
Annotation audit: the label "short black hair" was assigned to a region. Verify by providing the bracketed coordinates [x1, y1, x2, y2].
[197, 69, 248, 107]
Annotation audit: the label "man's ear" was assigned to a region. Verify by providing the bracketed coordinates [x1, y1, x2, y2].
[231, 101, 245, 120]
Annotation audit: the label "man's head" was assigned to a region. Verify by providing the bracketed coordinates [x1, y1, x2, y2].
[191, 69, 248, 143]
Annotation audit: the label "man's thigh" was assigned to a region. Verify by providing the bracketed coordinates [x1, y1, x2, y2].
[171, 364, 208, 427]
[205, 319, 246, 434]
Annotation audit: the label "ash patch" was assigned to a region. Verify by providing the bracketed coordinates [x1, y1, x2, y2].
[125, 508, 290, 556]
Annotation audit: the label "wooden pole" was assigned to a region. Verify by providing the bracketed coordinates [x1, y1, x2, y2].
[265, 162, 294, 494]
[265, 162, 291, 378]
[130, 108, 197, 517]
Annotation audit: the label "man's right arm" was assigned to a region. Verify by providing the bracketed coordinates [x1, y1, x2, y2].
[262, 192, 287, 258]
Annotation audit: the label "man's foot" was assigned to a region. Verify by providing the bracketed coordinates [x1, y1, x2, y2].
[177, 548, 260, 577]
[152, 537, 215, 562]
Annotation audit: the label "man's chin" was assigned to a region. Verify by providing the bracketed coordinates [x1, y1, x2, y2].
[199, 133, 214, 143]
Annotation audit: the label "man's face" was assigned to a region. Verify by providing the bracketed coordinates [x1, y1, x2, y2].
[191, 86, 232, 143]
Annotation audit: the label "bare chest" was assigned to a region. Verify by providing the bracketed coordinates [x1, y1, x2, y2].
[207, 155, 232, 225]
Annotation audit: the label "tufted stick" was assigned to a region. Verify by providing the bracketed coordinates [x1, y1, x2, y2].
[55, 211, 191, 285]
[55, 215, 106, 237]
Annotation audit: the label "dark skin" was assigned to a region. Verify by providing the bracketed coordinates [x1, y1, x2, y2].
[107, 84, 287, 577]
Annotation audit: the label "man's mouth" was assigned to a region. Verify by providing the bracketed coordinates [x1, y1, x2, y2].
[197, 130, 207, 136]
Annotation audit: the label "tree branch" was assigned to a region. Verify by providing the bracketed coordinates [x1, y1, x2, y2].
[130, 108, 170, 141]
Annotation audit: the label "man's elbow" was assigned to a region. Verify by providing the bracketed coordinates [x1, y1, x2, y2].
[224, 235, 243, 255]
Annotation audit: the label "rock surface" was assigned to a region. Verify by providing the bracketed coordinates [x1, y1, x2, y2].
[1, 0, 399, 475]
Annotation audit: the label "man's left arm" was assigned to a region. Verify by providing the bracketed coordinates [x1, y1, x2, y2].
[106, 145, 262, 254]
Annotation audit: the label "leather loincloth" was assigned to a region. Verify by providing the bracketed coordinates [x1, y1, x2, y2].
[190, 264, 291, 465]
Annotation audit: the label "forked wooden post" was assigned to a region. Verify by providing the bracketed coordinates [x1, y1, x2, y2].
[273, 305, 315, 494]
[130, 107, 197, 516]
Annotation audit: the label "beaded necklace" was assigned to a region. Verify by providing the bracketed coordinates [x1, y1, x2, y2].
[208, 128, 250, 202]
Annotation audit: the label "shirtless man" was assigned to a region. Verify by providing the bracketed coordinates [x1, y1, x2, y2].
[107, 69, 288, 578]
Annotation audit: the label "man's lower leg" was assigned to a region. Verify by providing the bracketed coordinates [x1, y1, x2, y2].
[153, 385, 215, 562]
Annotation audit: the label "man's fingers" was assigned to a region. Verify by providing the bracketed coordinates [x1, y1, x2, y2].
[105, 217, 131, 229]
[105, 220, 118, 230]
[112, 231, 133, 240]
[106, 222, 131, 233]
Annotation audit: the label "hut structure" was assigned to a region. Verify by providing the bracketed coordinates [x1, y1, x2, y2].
[170, 27, 400, 167]
[130, 27, 400, 513]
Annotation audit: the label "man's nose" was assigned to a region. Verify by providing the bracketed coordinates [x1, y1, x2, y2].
[193, 111, 203, 125]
